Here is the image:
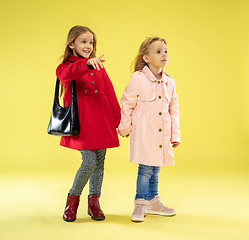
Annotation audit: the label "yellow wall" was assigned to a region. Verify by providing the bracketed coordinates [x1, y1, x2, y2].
[0, 0, 248, 174]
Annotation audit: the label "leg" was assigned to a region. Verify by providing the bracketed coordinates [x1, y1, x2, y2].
[135, 164, 153, 200]
[69, 150, 98, 196]
[147, 166, 160, 200]
[146, 167, 176, 216]
[89, 149, 106, 196]
[131, 164, 153, 222]
[63, 150, 97, 222]
[88, 149, 106, 221]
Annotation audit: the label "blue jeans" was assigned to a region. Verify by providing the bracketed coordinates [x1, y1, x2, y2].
[135, 164, 161, 200]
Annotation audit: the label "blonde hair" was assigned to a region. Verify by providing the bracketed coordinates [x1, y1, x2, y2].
[132, 37, 167, 72]
[59, 26, 97, 97]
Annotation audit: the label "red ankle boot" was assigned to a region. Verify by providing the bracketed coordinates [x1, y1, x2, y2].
[63, 194, 80, 222]
[88, 195, 105, 220]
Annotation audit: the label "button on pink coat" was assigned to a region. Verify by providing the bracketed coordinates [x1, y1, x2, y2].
[118, 66, 180, 166]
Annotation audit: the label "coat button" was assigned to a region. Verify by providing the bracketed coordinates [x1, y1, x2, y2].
[158, 96, 162, 99]
[159, 145, 162, 148]
[157, 81, 161, 84]
[83, 81, 86, 84]
[91, 72, 94, 76]
[159, 128, 162, 132]
[85, 90, 88, 93]
[159, 112, 162, 116]
[92, 81, 95, 85]
[95, 90, 98, 93]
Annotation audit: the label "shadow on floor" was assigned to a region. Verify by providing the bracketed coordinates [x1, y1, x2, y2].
[76, 214, 132, 225]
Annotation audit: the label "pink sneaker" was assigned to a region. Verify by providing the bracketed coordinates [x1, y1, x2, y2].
[131, 198, 147, 222]
[146, 195, 176, 216]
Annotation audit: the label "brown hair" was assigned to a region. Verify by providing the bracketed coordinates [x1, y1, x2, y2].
[61, 25, 97, 64]
[59, 26, 97, 98]
[132, 37, 167, 72]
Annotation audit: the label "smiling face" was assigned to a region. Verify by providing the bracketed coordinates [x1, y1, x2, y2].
[143, 40, 168, 71]
[69, 31, 94, 58]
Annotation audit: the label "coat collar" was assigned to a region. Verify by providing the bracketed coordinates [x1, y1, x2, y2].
[142, 66, 170, 102]
[68, 54, 89, 62]
[142, 65, 168, 84]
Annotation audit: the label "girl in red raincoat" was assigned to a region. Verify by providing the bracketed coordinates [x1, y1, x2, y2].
[56, 25, 120, 222]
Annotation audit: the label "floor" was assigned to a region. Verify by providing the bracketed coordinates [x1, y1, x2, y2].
[1, 170, 249, 240]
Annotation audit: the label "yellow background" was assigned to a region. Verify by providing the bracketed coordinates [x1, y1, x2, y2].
[0, 0, 248, 239]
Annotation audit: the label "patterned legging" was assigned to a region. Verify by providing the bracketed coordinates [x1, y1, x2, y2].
[69, 149, 106, 197]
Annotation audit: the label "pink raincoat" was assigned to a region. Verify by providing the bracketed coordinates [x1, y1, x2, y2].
[118, 66, 180, 166]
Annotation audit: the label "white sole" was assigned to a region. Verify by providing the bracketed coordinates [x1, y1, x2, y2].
[131, 218, 144, 222]
[145, 210, 176, 216]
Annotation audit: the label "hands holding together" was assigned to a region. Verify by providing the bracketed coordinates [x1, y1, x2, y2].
[171, 142, 180, 148]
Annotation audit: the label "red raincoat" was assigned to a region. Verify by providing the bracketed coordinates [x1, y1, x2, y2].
[56, 55, 120, 150]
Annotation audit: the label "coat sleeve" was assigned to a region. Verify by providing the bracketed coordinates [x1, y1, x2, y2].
[56, 58, 90, 84]
[118, 74, 139, 137]
[102, 68, 121, 127]
[169, 81, 181, 142]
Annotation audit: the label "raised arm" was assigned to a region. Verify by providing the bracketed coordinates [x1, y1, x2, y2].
[56, 58, 90, 83]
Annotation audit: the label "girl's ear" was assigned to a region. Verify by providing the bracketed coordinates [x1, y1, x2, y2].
[69, 42, 74, 49]
[143, 55, 150, 63]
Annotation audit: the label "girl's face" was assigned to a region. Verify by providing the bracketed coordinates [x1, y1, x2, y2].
[143, 40, 168, 70]
[69, 31, 94, 58]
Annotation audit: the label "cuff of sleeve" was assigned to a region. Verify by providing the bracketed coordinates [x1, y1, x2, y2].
[79, 58, 91, 70]
[170, 136, 181, 143]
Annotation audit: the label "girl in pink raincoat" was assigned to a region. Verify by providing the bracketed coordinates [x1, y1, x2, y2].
[118, 37, 181, 222]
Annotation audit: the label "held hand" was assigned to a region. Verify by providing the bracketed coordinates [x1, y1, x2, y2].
[87, 54, 105, 70]
[117, 129, 130, 138]
[171, 142, 180, 148]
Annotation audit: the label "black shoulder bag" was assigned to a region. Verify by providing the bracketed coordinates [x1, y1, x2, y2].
[47, 78, 80, 136]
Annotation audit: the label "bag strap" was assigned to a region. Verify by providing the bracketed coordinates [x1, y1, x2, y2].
[54, 78, 76, 105]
